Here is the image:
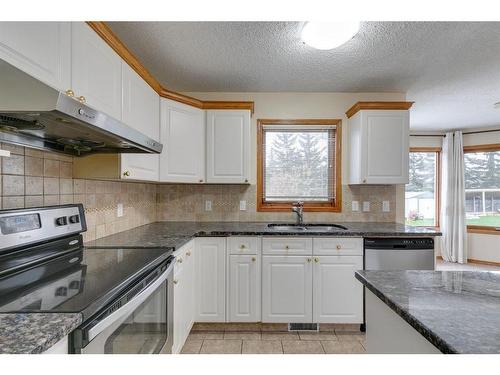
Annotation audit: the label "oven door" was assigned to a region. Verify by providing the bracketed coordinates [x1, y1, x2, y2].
[75, 259, 174, 354]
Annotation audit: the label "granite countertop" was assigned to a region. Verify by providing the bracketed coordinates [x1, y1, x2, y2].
[87, 221, 441, 249]
[0, 313, 82, 354]
[355, 270, 500, 354]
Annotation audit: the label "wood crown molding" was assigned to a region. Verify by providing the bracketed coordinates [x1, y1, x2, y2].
[86, 21, 254, 114]
[345, 101, 414, 118]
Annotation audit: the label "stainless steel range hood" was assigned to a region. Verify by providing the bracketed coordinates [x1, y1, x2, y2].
[0, 61, 162, 156]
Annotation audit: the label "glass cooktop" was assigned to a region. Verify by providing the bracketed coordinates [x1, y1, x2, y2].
[0, 247, 172, 320]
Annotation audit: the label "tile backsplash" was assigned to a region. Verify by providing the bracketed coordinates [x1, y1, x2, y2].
[156, 184, 397, 223]
[1, 142, 398, 243]
[0, 143, 157, 243]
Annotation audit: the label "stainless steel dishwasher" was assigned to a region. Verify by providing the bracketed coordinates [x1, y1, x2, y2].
[364, 238, 435, 270]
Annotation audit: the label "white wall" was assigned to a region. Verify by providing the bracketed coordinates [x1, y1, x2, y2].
[410, 130, 500, 263]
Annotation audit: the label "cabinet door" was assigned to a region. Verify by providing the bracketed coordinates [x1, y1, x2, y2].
[363, 110, 409, 184]
[71, 22, 122, 120]
[0, 22, 71, 91]
[195, 238, 226, 322]
[120, 63, 160, 181]
[160, 99, 205, 183]
[313, 256, 363, 323]
[228, 255, 261, 322]
[172, 263, 185, 353]
[262, 256, 312, 323]
[206, 110, 250, 183]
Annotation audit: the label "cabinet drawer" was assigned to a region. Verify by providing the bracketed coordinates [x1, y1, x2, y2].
[228, 236, 261, 255]
[262, 237, 313, 255]
[173, 241, 194, 275]
[313, 237, 363, 256]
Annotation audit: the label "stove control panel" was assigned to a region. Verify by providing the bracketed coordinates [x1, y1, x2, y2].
[0, 204, 86, 253]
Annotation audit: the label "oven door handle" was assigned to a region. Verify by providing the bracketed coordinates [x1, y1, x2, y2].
[87, 260, 175, 342]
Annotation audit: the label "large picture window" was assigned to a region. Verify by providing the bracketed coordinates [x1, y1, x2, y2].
[405, 148, 441, 227]
[257, 119, 342, 212]
[464, 145, 500, 232]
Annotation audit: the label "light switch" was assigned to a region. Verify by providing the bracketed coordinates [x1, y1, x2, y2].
[351, 201, 359, 212]
[362, 201, 370, 212]
[205, 200, 212, 211]
[240, 200, 247, 211]
[117, 203, 123, 217]
[382, 201, 390, 212]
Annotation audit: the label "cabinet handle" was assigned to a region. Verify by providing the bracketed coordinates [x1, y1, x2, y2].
[314, 257, 320, 263]
[362, 179, 367, 183]
[173, 280, 178, 285]
[199, 179, 204, 183]
[77, 95, 86, 103]
[186, 251, 191, 257]
[244, 179, 248, 183]
[123, 170, 131, 177]
[65, 89, 74, 97]
[336, 245, 341, 250]
[285, 245, 290, 250]
[307, 258, 312, 263]
[240, 244, 246, 250]
[177, 257, 183, 263]
[251, 257, 256, 262]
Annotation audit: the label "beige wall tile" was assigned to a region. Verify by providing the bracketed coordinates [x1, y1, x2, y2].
[60, 178, 73, 194]
[43, 177, 60, 195]
[25, 156, 43, 176]
[73, 179, 85, 194]
[2, 175, 25, 196]
[25, 148, 44, 158]
[25, 195, 44, 208]
[59, 162, 73, 178]
[43, 158, 60, 177]
[1, 143, 24, 155]
[25, 176, 43, 195]
[2, 154, 24, 175]
[44, 195, 60, 206]
[2, 196, 25, 209]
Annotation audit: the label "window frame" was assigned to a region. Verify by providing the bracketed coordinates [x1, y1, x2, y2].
[407, 147, 441, 228]
[463, 143, 500, 235]
[256, 119, 342, 212]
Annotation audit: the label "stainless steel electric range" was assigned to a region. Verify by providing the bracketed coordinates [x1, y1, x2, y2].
[0, 204, 175, 354]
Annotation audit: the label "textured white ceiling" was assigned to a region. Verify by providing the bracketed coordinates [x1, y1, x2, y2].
[108, 22, 500, 131]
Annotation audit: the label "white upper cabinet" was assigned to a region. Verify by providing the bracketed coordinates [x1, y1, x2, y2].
[0, 22, 71, 91]
[160, 99, 205, 183]
[206, 110, 251, 184]
[71, 22, 122, 120]
[120, 62, 160, 181]
[349, 109, 410, 184]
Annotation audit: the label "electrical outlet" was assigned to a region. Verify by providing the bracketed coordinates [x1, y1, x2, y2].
[351, 201, 359, 212]
[382, 201, 390, 212]
[362, 201, 370, 212]
[117, 203, 123, 217]
[205, 200, 212, 211]
[239, 200, 247, 211]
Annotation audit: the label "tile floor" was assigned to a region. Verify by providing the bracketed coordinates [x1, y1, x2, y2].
[180, 324, 366, 354]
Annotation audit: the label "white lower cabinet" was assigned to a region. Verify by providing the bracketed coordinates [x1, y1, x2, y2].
[261, 256, 313, 323]
[228, 255, 261, 322]
[195, 237, 226, 322]
[312, 255, 363, 323]
[172, 241, 195, 354]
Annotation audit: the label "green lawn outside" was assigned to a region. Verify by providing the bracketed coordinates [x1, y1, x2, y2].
[406, 215, 500, 227]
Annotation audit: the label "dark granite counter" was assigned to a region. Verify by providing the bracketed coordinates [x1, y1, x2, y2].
[0, 313, 82, 354]
[87, 221, 441, 249]
[355, 270, 500, 354]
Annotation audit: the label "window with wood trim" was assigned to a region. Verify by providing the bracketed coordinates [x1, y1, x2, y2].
[257, 119, 342, 212]
[464, 144, 500, 234]
[405, 148, 441, 227]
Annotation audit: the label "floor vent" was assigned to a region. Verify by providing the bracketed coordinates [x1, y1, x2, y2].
[288, 323, 319, 331]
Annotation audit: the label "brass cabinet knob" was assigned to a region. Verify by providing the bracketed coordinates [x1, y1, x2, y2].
[251, 257, 256, 262]
[65, 89, 74, 97]
[285, 245, 290, 250]
[314, 257, 320, 263]
[186, 251, 191, 257]
[336, 245, 341, 250]
[362, 179, 367, 183]
[177, 257, 183, 263]
[77, 95, 86, 103]
[240, 244, 246, 249]
[199, 179, 203, 183]
[244, 179, 248, 183]
[307, 258, 312, 263]
[173, 280, 178, 285]
[123, 170, 131, 177]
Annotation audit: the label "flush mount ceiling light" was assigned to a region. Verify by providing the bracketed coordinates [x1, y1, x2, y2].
[301, 21, 360, 50]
